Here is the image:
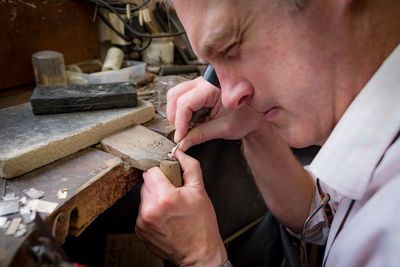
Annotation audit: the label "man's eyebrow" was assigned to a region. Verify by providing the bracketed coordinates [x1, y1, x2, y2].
[200, 28, 234, 56]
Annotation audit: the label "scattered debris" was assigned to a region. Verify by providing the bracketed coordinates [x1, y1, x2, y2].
[0, 200, 19, 216]
[57, 188, 68, 199]
[19, 196, 28, 206]
[28, 199, 58, 214]
[24, 188, 45, 199]
[5, 217, 22, 236]
[15, 223, 27, 237]
[0, 216, 8, 228]
[20, 206, 36, 224]
[3, 192, 18, 201]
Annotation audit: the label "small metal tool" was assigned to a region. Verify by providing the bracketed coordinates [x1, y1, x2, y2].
[168, 64, 220, 160]
[167, 143, 180, 160]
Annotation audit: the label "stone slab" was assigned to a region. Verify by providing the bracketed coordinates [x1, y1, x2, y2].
[0, 100, 155, 179]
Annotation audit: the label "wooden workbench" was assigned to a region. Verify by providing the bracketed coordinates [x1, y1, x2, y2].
[0, 112, 176, 266]
[0, 147, 140, 266]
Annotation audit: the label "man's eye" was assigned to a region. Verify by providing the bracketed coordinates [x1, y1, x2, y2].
[222, 42, 240, 59]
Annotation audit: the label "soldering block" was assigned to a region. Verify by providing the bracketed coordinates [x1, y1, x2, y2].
[31, 82, 137, 115]
[0, 100, 155, 179]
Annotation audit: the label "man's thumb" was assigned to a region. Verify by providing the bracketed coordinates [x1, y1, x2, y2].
[178, 121, 220, 151]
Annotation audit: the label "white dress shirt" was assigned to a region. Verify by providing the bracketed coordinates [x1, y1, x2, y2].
[305, 44, 400, 267]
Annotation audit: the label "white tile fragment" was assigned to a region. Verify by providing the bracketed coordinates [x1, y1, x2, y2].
[28, 199, 58, 214]
[0, 200, 19, 216]
[15, 223, 27, 237]
[20, 205, 30, 214]
[57, 188, 68, 199]
[5, 217, 22, 235]
[20, 196, 28, 206]
[20, 205, 36, 224]
[3, 193, 18, 201]
[24, 188, 45, 199]
[0, 216, 8, 228]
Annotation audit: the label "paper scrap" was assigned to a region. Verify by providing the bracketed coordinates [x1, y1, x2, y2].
[24, 188, 45, 199]
[28, 199, 58, 214]
[57, 188, 68, 199]
[6, 217, 22, 236]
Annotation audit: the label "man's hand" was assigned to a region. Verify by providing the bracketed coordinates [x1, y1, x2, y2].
[167, 77, 264, 151]
[135, 150, 227, 266]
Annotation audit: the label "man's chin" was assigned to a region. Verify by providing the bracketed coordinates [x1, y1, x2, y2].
[275, 127, 317, 149]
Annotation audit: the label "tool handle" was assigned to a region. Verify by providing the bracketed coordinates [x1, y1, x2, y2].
[202, 64, 220, 88]
[189, 64, 221, 129]
[160, 160, 183, 187]
[189, 107, 211, 129]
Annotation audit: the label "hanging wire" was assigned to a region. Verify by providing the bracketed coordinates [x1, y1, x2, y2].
[85, 0, 186, 38]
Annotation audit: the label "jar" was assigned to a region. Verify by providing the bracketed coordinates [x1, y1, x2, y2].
[142, 37, 174, 65]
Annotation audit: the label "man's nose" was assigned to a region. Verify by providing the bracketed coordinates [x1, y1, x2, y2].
[220, 79, 254, 110]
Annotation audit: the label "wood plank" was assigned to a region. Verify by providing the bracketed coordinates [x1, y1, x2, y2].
[142, 114, 176, 141]
[101, 125, 182, 187]
[101, 125, 175, 171]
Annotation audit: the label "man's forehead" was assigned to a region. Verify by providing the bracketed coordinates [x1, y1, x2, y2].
[173, 0, 247, 56]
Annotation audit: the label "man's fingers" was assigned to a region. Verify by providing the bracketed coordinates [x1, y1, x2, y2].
[178, 118, 226, 151]
[143, 167, 176, 190]
[166, 79, 197, 123]
[173, 150, 204, 187]
[168, 77, 221, 142]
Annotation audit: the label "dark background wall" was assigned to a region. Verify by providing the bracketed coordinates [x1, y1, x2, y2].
[0, 0, 100, 90]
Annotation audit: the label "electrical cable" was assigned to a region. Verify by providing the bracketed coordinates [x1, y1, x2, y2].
[133, 37, 152, 52]
[97, 6, 153, 52]
[88, 0, 150, 13]
[117, 37, 153, 53]
[86, 0, 186, 38]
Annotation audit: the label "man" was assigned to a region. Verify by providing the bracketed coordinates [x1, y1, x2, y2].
[135, 0, 400, 266]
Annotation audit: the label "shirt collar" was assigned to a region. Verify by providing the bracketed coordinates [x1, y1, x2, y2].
[309, 44, 400, 200]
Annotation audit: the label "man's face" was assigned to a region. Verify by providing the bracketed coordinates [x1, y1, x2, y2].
[173, 0, 355, 148]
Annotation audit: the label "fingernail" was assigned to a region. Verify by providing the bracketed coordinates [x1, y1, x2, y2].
[174, 133, 180, 143]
